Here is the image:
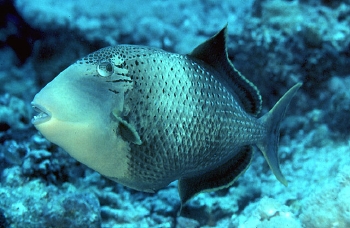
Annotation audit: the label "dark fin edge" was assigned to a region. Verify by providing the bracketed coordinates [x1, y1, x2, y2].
[257, 83, 302, 186]
[177, 146, 253, 213]
[188, 25, 262, 116]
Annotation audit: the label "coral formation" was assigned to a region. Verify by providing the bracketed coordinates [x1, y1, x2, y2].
[300, 166, 350, 228]
[0, 0, 349, 226]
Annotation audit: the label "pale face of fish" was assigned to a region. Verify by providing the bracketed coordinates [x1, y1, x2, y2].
[32, 61, 133, 183]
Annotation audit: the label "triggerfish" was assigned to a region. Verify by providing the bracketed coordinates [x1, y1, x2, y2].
[31, 25, 301, 205]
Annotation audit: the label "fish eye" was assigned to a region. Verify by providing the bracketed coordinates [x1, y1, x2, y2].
[97, 61, 114, 77]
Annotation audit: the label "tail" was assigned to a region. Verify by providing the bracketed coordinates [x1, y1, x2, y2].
[257, 83, 302, 186]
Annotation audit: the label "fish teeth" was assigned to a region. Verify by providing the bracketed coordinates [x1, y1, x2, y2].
[31, 103, 51, 124]
[33, 112, 48, 119]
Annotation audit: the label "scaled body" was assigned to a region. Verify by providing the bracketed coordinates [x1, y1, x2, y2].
[31, 26, 301, 204]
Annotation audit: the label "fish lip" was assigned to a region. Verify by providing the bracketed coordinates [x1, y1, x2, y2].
[31, 103, 52, 125]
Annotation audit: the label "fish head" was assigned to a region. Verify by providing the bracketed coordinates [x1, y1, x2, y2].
[31, 47, 139, 180]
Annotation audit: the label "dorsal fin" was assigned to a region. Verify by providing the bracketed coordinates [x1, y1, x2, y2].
[188, 25, 262, 116]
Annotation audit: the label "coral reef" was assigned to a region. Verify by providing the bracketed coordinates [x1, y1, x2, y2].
[1, 166, 101, 227]
[300, 165, 350, 227]
[0, 0, 349, 226]
[231, 197, 301, 228]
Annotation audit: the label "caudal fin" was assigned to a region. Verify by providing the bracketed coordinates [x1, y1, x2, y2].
[257, 83, 302, 186]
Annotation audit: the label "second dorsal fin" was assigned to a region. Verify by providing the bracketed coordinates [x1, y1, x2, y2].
[189, 25, 262, 116]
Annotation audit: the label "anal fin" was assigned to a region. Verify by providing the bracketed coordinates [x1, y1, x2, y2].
[178, 146, 253, 205]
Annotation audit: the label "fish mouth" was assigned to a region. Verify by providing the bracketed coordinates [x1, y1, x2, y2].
[31, 103, 52, 125]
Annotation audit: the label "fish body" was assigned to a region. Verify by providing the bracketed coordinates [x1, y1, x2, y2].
[31, 26, 301, 204]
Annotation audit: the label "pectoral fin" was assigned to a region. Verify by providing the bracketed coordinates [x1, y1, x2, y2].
[113, 109, 142, 145]
[178, 146, 253, 206]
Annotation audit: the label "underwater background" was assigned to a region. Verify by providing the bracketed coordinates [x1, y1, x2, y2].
[1, 0, 350, 227]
